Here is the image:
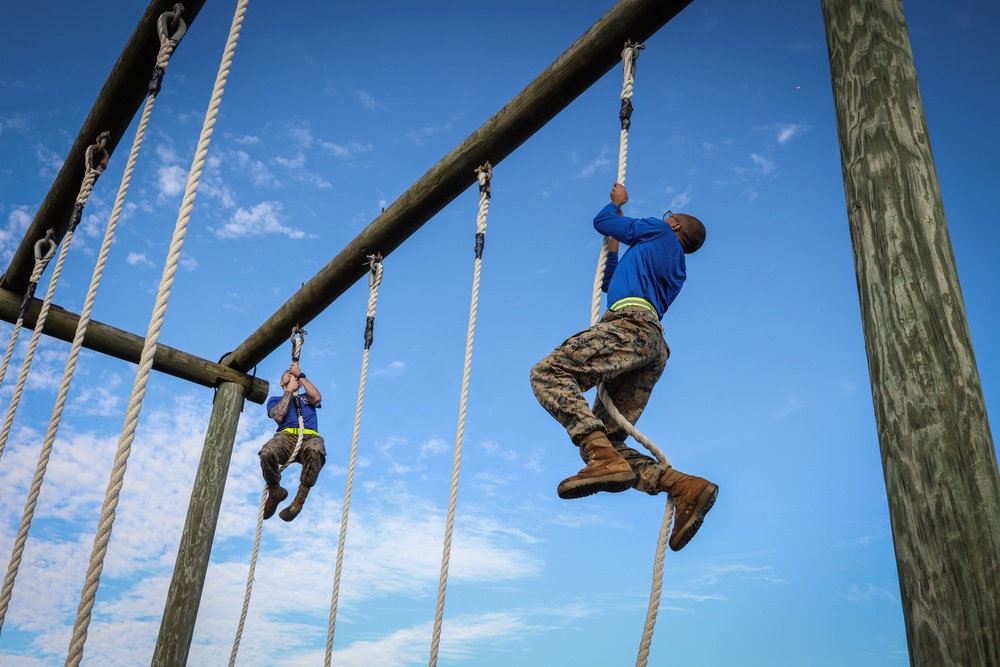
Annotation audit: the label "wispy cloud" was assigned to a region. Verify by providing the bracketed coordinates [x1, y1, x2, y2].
[574, 146, 613, 179]
[750, 152, 776, 175]
[406, 116, 461, 146]
[844, 583, 897, 603]
[776, 123, 808, 145]
[35, 143, 63, 179]
[1, 207, 33, 261]
[373, 360, 406, 377]
[355, 90, 384, 112]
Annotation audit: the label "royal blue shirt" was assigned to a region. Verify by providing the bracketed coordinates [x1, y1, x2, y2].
[267, 393, 320, 432]
[594, 203, 687, 319]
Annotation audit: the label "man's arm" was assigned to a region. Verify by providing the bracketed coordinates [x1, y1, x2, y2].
[594, 183, 644, 244]
[290, 361, 322, 406]
[268, 388, 296, 422]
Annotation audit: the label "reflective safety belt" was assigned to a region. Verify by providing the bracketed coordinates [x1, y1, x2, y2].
[609, 296, 658, 318]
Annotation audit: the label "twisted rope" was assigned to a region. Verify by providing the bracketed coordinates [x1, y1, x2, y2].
[0, 136, 109, 467]
[428, 162, 492, 667]
[325, 255, 384, 666]
[0, 230, 56, 390]
[229, 396, 304, 667]
[586, 42, 674, 667]
[66, 2, 249, 663]
[0, 9, 185, 634]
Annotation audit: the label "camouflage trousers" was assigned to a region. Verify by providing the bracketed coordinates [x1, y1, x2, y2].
[530, 306, 671, 494]
[259, 431, 327, 488]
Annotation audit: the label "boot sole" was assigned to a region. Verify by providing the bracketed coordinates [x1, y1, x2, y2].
[670, 483, 718, 552]
[557, 471, 636, 500]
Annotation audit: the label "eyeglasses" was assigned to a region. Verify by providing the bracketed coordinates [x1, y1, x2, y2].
[665, 210, 678, 223]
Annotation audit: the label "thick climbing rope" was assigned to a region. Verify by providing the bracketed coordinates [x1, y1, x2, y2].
[65, 2, 249, 663]
[587, 42, 675, 667]
[0, 7, 187, 635]
[325, 255, 384, 666]
[0, 135, 110, 467]
[0, 229, 56, 389]
[228, 325, 307, 667]
[428, 162, 492, 667]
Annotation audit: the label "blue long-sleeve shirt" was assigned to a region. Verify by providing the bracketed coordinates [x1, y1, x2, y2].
[595, 203, 686, 319]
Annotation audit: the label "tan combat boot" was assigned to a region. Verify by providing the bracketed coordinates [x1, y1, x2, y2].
[659, 468, 718, 551]
[557, 431, 636, 499]
[279, 485, 310, 522]
[263, 484, 288, 520]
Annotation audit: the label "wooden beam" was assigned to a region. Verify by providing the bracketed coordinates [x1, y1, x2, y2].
[0, 288, 268, 403]
[0, 0, 208, 295]
[821, 1, 1000, 664]
[152, 381, 244, 667]
[223, 0, 695, 373]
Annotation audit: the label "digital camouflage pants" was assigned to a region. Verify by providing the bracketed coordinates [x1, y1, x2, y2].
[530, 306, 671, 494]
[259, 431, 327, 488]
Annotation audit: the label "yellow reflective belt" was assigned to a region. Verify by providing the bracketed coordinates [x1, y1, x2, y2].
[610, 297, 658, 318]
[281, 427, 319, 436]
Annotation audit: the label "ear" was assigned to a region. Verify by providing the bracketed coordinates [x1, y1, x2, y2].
[667, 216, 682, 231]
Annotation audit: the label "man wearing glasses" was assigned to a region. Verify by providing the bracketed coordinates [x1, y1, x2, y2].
[530, 182, 717, 552]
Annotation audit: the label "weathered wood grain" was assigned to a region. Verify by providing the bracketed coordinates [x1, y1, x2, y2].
[152, 381, 244, 667]
[822, 1, 1000, 664]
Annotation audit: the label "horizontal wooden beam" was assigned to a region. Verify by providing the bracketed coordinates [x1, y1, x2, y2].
[223, 0, 694, 372]
[1, 0, 208, 295]
[0, 288, 268, 404]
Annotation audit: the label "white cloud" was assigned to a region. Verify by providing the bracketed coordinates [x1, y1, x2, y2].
[156, 164, 186, 198]
[420, 437, 449, 457]
[126, 252, 154, 268]
[776, 123, 807, 144]
[1, 207, 33, 261]
[212, 201, 306, 239]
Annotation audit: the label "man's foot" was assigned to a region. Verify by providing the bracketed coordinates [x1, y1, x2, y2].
[557, 432, 636, 499]
[660, 469, 718, 551]
[263, 485, 287, 520]
[279, 485, 310, 522]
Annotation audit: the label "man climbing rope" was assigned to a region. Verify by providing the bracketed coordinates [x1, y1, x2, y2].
[259, 361, 326, 522]
[530, 182, 718, 552]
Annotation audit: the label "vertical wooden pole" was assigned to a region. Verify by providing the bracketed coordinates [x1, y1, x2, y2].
[821, 1, 1000, 665]
[151, 382, 244, 667]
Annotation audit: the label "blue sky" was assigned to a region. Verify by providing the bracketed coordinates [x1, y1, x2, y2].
[1, 0, 998, 665]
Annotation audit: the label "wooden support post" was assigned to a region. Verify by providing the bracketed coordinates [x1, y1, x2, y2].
[0, 288, 268, 403]
[223, 0, 695, 373]
[151, 381, 244, 667]
[822, 1, 1000, 664]
[0, 0, 207, 294]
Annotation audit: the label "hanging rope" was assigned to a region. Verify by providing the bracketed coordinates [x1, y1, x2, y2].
[66, 2, 249, 663]
[428, 162, 492, 667]
[325, 254, 384, 666]
[0, 229, 56, 389]
[229, 326, 307, 667]
[0, 135, 109, 467]
[586, 42, 674, 667]
[0, 8, 187, 635]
